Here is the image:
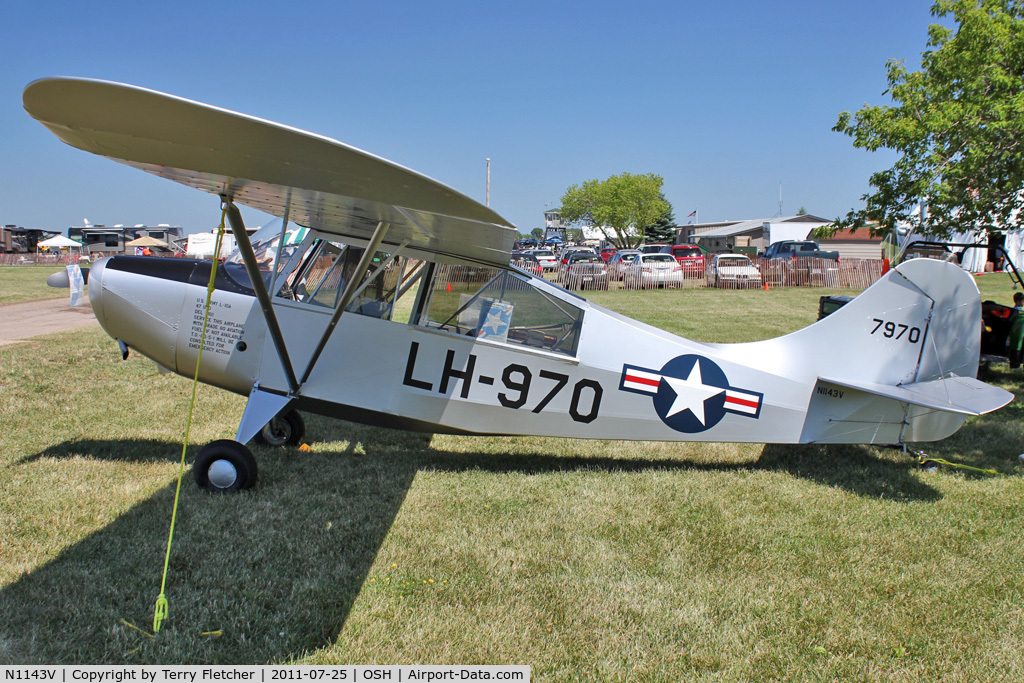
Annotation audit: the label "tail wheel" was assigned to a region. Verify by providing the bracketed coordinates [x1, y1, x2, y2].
[255, 410, 305, 447]
[194, 440, 257, 492]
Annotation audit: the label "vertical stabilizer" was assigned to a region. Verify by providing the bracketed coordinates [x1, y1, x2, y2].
[714, 259, 1006, 443]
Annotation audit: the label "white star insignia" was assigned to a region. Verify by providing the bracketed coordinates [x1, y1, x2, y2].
[661, 361, 725, 426]
[481, 309, 508, 336]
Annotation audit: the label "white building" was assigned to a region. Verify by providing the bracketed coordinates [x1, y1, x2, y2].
[679, 215, 832, 253]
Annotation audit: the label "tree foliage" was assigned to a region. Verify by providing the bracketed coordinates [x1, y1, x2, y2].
[834, 0, 1024, 237]
[643, 193, 677, 243]
[559, 172, 670, 248]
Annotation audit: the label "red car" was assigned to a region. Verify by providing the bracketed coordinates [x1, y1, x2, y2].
[600, 247, 618, 262]
[660, 244, 705, 276]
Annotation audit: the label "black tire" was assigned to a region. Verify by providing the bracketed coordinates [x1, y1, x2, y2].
[194, 439, 258, 492]
[255, 409, 305, 447]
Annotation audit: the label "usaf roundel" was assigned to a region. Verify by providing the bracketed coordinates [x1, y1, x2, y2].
[619, 355, 763, 433]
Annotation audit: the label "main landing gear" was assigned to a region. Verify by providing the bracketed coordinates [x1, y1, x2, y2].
[194, 439, 258, 492]
[194, 409, 306, 492]
[254, 409, 305, 447]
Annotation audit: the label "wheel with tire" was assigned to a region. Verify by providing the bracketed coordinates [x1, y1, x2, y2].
[254, 409, 305, 447]
[194, 439, 258, 492]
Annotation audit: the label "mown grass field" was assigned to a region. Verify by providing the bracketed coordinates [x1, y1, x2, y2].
[0, 265, 71, 305]
[1, 269, 1022, 679]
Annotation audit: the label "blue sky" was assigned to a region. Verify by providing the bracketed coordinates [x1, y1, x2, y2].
[2, 1, 939, 235]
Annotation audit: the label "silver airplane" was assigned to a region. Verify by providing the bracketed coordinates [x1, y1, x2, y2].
[23, 77, 1013, 492]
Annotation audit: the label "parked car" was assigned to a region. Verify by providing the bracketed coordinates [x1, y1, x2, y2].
[762, 240, 840, 286]
[623, 253, 683, 289]
[706, 254, 762, 288]
[762, 240, 840, 261]
[559, 245, 598, 265]
[600, 246, 618, 262]
[607, 250, 641, 279]
[638, 243, 669, 254]
[660, 244, 705, 276]
[528, 248, 558, 270]
[510, 252, 544, 277]
[558, 252, 609, 290]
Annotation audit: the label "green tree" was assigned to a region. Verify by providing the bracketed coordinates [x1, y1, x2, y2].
[643, 193, 677, 243]
[833, 0, 1024, 237]
[530, 227, 544, 240]
[560, 172, 669, 248]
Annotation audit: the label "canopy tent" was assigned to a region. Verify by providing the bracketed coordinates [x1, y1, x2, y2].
[125, 235, 169, 248]
[1005, 230, 1024, 271]
[897, 205, 1006, 273]
[37, 235, 83, 249]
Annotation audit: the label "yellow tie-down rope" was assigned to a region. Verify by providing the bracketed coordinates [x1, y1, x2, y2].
[153, 211, 227, 633]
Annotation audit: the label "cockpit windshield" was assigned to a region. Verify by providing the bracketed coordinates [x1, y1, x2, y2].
[225, 219, 309, 286]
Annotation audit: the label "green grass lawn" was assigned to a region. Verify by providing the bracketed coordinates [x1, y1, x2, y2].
[1, 270, 1022, 679]
[0, 265, 74, 305]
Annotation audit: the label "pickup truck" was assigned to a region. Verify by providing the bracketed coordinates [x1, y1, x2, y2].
[762, 240, 839, 261]
[762, 240, 840, 286]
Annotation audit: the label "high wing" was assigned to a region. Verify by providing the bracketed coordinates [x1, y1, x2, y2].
[22, 77, 516, 268]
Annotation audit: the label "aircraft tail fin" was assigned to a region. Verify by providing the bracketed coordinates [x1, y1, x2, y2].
[715, 258, 1013, 443]
[800, 259, 1013, 441]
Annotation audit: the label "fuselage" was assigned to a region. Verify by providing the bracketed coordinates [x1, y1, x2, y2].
[86, 245, 974, 446]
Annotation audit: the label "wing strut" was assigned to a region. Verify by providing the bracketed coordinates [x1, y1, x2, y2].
[223, 199, 300, 393]
[298, 220, 391, 385]
[266, 189, 292, 298]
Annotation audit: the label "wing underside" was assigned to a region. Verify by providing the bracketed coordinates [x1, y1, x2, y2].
[23, 77, 516, 267]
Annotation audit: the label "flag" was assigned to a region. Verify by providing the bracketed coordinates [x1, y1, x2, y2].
[687, 210, 696, 217]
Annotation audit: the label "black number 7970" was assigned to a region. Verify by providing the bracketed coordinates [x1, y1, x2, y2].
[871, 318, 921, 343]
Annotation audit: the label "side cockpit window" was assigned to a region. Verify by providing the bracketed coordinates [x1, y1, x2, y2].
[417, 265, 584, 357]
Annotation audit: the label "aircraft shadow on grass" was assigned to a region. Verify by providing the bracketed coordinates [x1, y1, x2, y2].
[0, 422, 961, 665]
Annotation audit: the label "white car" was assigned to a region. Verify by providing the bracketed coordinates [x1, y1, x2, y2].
[528, 249, 558, 270]
[623, 253, 683, 289]
[706, 254, 763, 288]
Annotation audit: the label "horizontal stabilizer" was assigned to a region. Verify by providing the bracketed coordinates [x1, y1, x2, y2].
[819, 375, 1013, 416]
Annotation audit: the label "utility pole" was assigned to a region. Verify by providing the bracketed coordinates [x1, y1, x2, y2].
[486, 158, 491, 207]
